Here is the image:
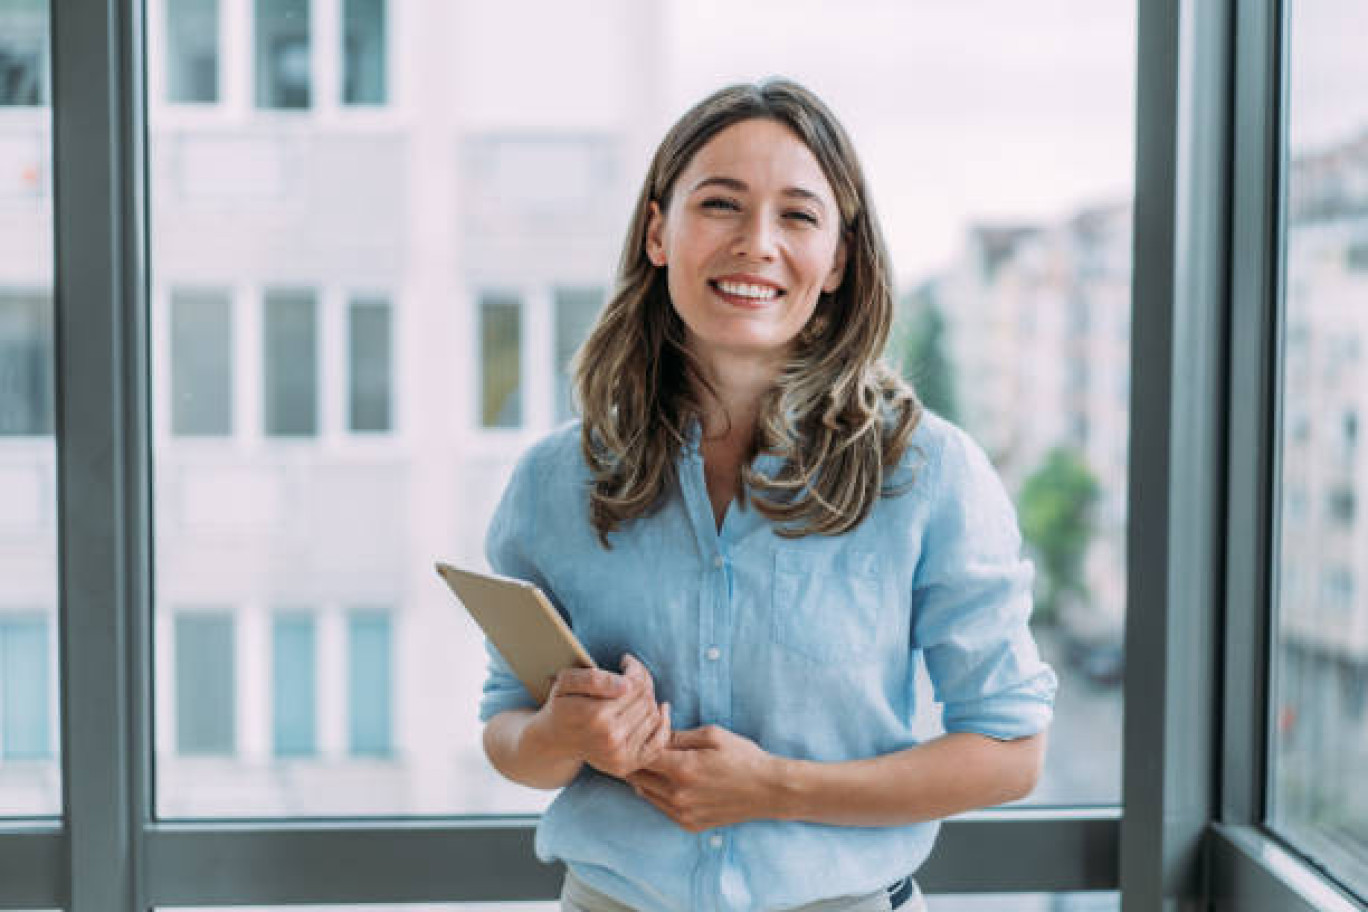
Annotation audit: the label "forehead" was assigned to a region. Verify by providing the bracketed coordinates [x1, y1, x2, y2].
[679, 118, 835, 201]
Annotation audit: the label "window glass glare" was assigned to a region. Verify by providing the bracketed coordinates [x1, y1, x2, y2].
[343, 0, 385, 105]
[349, 297, 391, 432]
[0, 0, 47, 106]
[255, 0, 310, 109]
[480, 294, 522, 429]
[166, 0, 219, 103]
[1272, 0, 1368, 896]
[171, 289, 233, 436]
[263, 290, 318, 436]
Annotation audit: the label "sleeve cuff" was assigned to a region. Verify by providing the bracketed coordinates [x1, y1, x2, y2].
[941, 667, 1058, 740]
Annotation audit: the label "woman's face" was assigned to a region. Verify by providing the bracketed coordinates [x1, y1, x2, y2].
[645, 118, 847, 365]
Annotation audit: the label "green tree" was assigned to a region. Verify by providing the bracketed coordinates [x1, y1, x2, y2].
[895, 288, 960, 423]
[1017, 446, 1101, 626]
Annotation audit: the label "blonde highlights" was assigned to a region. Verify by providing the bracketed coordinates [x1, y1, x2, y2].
[573, 79, 922, 546]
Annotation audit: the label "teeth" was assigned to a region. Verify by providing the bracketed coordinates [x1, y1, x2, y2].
[715, 280, 780, 299]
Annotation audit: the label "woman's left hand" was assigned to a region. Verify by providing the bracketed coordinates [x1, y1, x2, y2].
[625, 725, 787, 831]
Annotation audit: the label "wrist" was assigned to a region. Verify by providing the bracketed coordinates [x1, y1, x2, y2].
[521, 707, 583, 770]
[768, 755, 811, 821]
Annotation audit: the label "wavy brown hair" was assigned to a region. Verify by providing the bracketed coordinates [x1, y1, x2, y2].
[573, 79, 923, 547]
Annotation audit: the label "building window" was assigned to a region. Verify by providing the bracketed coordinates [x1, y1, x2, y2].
[165, 0, 219, 103]
[0, 292, 53, 436]
[347, 611, 391, 757]
[0, 616, 50, 761]
[554, 287, 602, 423]
[0, 0, 47, 106]
[342, 0, 385, 105]
[263, 289, 318, 436]
[479, 293, 521, 429]
[272, 614, 317, 758]
[170, 288, 233, 436]
[175, 613, 235, 756]
[348, 296, 392, 432]
[255, 0, 310, 109]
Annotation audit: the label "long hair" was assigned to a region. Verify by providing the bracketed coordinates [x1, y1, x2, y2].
[573, 79, 922, 547]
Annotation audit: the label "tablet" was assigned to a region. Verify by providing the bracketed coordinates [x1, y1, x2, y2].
[435, 562, 597, 705]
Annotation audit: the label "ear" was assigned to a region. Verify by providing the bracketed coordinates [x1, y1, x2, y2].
[645, 200, 667, 267]
[822, 232, 849, 293]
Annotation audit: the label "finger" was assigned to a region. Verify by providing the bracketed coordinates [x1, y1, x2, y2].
[669, 727, 717, 750]
[555, 667, 627, 699]
[613, 690, 658, 743]
[623, 699, 667, 762]
[627, 768, 672, 793]
[619, 654, 655, 696]
[639, 702, 671, 763]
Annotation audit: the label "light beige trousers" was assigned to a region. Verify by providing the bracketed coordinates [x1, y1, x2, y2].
[560, 868, 928, 912]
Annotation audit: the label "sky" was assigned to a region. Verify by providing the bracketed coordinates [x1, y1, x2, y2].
[665, 0, 1138, 283]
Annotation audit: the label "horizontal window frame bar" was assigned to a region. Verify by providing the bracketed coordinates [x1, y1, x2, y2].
[0, 824, 65, 910]
[134, 813, 1119, 905]
[1211, 824, 1366, 912]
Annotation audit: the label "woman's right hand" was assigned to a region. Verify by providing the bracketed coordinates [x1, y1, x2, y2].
[530, 653, 671, 779]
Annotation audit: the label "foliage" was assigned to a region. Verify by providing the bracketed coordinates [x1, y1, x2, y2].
[1018, 446, 1101, 626]
[894, 287, 960, 423]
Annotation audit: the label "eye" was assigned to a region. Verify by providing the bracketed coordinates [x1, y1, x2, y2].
[700, 197, 741, 212]
[784, 209, 820, 226]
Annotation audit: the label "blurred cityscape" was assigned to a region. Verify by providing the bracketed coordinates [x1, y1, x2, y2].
[0, 1, 1360, 900]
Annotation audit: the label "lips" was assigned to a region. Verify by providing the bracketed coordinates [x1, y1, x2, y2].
[708, 277, 785, 307]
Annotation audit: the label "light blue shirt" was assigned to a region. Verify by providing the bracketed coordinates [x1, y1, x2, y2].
[479, 410, 1057, 912]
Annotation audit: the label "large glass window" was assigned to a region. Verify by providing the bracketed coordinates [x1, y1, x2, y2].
[0, 616, 51, 760]
[0, 0, 47, 106]
[1271, 0, 1368, 898]
[553, 287, 601, 424]
[165, 0, 219, 104]
[347, 611, 391, 757]
[480, 293, 522, 430]
[348, 296, 392, 432]
[170, 288, 233, 436]
[272, 613, 317, 757]
[255, 0, 310, 110]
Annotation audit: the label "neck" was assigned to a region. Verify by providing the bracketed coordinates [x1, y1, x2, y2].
[691, 346, 784, 450]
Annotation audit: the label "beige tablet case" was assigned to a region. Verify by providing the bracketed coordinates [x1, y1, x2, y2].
[435, 562, 597, 705]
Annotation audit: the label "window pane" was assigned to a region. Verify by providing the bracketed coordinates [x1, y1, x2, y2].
[0, 0, 57, 818]
[166, 0, 218, 103]
[171, 288, 233, 436]
[149, 1, 1130, 819]
[554, 287, 601, 424]
[263, 290, 318, 436]
[1271, 0, 1368, 897]
[349, 297, 391, 432]
[175, 614, 235, 756]
[272, 614, 316, 757]
[480, 294, 521, 429]
[347, 611, 391, 756]
[343, 0, 385, 106]
[0, 0, 47, 106]
[0, 292, 52, 435]
[255, 0, 309, 109]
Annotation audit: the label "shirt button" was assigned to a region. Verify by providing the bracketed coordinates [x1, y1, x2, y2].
[708, 834, 724, 849]
[706, 647, 721, 661]
[712, 555, 725, 569]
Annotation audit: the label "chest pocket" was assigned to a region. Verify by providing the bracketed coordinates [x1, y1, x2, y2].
[771, 547, 883, 663]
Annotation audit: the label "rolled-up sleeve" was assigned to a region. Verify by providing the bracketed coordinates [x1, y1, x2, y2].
[477, 451, 544, 724]
[910, 425, 1058, 740]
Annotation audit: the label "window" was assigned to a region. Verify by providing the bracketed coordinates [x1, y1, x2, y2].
[347, 611, 391, 757]
[480, 293, 521, 429]
[0, 0, 47, 106]
[1271, 0, 1368, 899]
[175, 613, 235, 756]
[343, 0, 386, 106]
[272, 613, 317, 757]
[170, 288, 233, 436]
[263, 289, 318, 436]
[553, 287, 601, 423]
[255, 0, 310, 110]
[0, 291, 52, 436]
[348, 296, 391, 432]
[0, 616, 50, 761]
[165, 0, 218, 103]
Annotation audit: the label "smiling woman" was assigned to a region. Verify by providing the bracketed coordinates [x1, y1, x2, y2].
[478, 79, 1056, 912]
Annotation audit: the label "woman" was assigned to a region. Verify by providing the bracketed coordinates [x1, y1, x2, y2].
[479, 79, 1057, 912]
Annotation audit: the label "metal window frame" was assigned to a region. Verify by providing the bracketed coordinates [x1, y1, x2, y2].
[0, 0, 1358, 910]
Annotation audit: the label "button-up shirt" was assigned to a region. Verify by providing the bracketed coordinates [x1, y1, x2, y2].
[479, 410, 1057, 912]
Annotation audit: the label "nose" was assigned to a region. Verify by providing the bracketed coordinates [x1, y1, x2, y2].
[731, 208, 779, 261]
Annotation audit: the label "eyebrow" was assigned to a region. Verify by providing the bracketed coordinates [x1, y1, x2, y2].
[690, 176, 828, 212]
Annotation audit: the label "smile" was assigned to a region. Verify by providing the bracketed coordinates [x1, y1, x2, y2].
[709, 279, 784, 302]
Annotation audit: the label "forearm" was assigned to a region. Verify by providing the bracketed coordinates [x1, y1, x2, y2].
[772, 731, 1047, 826]
[482, 708, 584, 790]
